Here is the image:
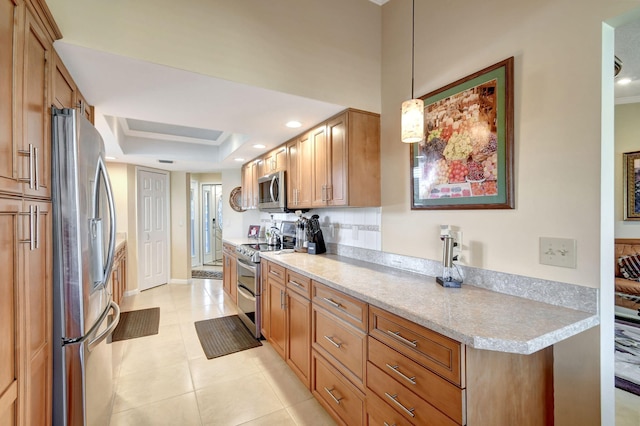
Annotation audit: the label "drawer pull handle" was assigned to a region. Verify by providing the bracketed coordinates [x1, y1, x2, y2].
[384, 392, 415, 418]
[289, 280, 304, 289]
[324, 335, 342, 348]
[323, 297, 342, 309]
[383, 423, 396, 426]
[324, 387, 343, 405]
[385, 363, 417, 385]
[271, 270, 281, 277]
[387, 330, 418, 348]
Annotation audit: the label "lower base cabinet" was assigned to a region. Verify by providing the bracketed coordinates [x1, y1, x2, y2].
[257, 257, 554, 426]
[312, 352, 364, 426]
[222, 243, 237, 303]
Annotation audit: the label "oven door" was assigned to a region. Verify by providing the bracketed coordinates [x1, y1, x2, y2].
[236, 258, 261, 338]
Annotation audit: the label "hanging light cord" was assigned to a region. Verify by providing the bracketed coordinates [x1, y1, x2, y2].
[411, 0, 416, 99]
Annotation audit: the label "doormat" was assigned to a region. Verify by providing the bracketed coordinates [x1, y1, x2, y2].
[615, 316, 640, 396]
[192, 270, 223, 280]
[194, 315, 261, 359]
[111, 307, 160, 342]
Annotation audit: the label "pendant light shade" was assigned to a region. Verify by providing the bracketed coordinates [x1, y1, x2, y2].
[401, 0, 424, 143]
[401, 98, 424, 143]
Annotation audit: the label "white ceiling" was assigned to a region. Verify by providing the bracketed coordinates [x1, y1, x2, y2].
[54, 42, 346, 172]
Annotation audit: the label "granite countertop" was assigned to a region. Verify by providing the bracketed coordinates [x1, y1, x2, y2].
[258, 251, 599, 355]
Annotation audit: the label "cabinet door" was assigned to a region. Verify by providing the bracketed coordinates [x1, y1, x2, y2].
[286, 139, 299, 209]
[267, 278, 286, 359]
[21, 9, 51, 199]
[297, 132, 313, 208]
[0, 0, 22, 196]
[22, 200, 52, 426]
[311, 124, 328, 207]
[0, 198, 22, 425]
[260, 261, 270, 339]
[286, 290, 311, 389]
[77, 91, 94, 124]
[274, 148, 286, 172]
[52, 50, 75, 109]
[327, 114, 348, 207]
[228, 255, 237, 304]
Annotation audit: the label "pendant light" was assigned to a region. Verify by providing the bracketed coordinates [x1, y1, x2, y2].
[401, 0, 424, 143]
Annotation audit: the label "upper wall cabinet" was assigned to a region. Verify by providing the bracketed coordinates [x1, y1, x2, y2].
[0, 0, 23, 196]
[261, 146, 287, 177]
[288, 109, 380, 210]
[52, 50, 94, 124]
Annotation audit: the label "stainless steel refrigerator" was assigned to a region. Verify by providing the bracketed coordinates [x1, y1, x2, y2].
[51, 108, 121, 426]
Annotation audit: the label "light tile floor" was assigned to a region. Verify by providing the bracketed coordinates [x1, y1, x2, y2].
[616, 388, 640, 425]
[109, 276, 336, 426]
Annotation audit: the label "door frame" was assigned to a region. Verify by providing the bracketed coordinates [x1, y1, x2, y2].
[190, 179, 200, 268]
[135, 167, 170, 291]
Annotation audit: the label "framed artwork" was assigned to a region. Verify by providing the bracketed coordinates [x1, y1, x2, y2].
[247, 225, 261, 238]
[411, 57, 515, 210]
[624, 151, 640, 220]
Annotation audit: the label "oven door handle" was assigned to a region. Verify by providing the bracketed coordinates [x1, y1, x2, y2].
[237, 257, 258, 272]
[237, 284, 257, 301]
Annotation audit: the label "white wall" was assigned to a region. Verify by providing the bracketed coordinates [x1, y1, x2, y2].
[170, 171, 191, 282]
[379, 1, 637, 424]
[615, 102, 640, 237]
[221, 170, 260, 239]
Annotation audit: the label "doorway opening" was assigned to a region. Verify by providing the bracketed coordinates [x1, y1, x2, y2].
[201, 183, 223, 266]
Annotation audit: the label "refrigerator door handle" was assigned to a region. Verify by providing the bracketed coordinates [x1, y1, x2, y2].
[95, 156, 117, 289]
[87, 301, 120, 352]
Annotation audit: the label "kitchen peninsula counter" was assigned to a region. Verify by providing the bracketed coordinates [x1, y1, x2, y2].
[259, 251, 598, 355]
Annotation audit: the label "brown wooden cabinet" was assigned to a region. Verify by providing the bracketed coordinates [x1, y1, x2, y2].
[265, 261, 287, 358]
[110, 241, 127, 306]
[286, 109, 380, 209]
[52, 50, 76, 109]
[0, 0, 23, 197]
[222, 243, 237, 303]
[0, 197, 23, 424]
[262, 147, 286, 175]
[285, 269, 312, 389]
[241, 160, 259, 210]
[22, 200, 52, 426]
[0, 1, 61, 424]
[286, 131, 312, 209]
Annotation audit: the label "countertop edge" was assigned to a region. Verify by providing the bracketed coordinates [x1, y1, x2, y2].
[257, 251, 600, 355]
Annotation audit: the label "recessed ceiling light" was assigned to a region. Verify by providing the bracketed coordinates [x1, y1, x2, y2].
[618, 78, 632, 85]
[286, 121, 302, 128]
[105, 156, 116, 160]
[253, 144, 266, 149]
[234, 158, 245, 162]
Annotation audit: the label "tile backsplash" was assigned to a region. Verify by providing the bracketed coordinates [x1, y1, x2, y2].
[259, 207, 381, 250]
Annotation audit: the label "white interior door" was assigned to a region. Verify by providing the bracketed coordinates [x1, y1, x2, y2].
[137, 169, 169, 291]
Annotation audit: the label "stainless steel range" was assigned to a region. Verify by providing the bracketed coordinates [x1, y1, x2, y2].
[234, 222, 296, 338]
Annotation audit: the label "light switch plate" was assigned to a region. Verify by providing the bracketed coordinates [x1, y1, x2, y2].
[539, 237, 577, 268]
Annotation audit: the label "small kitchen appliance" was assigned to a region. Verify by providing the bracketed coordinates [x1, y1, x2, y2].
[436, 235, 462, 287]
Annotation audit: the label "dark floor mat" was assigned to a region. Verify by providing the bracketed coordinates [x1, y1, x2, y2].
[192, 270, 223, 280]
[194, 315, 261, 359]
[111, 307, 160, 342]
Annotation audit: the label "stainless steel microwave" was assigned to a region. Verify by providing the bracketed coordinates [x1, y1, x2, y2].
[257, 171, 287, 212]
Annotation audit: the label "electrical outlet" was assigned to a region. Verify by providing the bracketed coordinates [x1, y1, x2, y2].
[539, 237, 577, 268]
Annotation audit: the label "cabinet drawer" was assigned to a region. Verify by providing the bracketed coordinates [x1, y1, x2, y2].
[312, 352, 364, 426]
[313, 306, 366, 390]
[312, 281, 367, 331]
[265, 262, 285, 283]
[366, 391, 414, 426]
[367, 362, 459, 426]
[286, 269, 311, 299]
[369, 306, 463, 386]
[368, 337, 465, 424]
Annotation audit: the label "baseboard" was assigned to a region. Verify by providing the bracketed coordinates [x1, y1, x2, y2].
[123, 289, 139, 297]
